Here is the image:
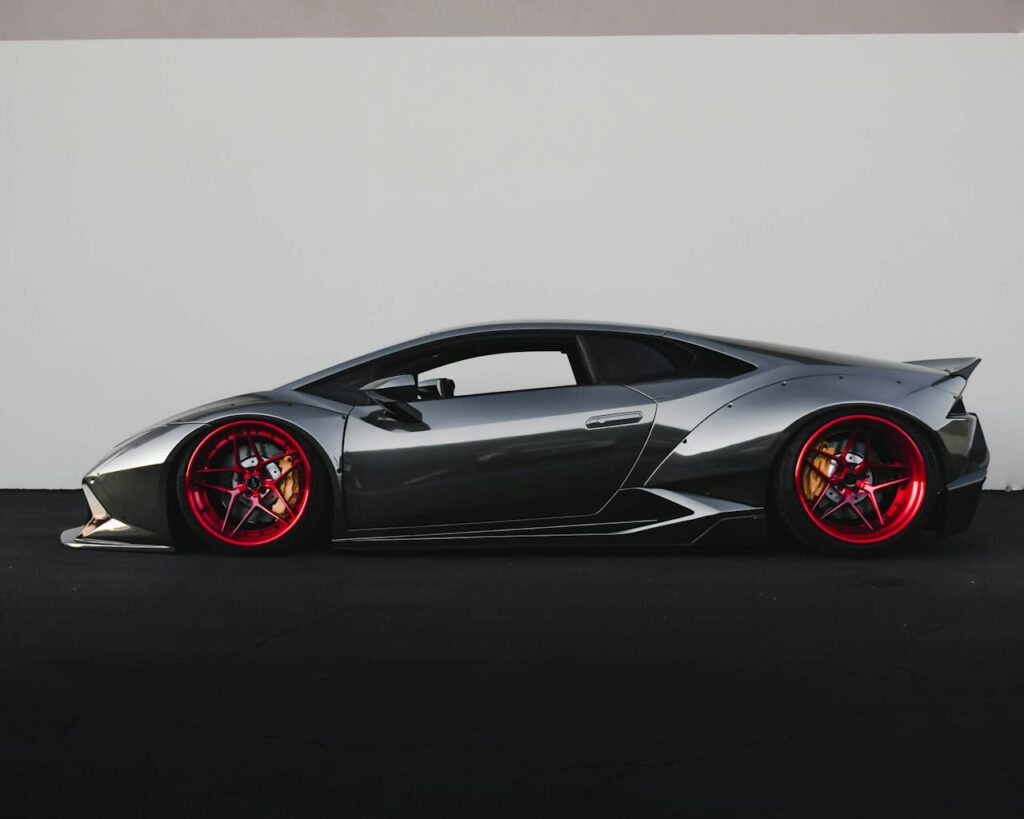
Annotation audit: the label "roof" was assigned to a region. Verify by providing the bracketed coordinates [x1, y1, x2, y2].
[280, 320, 669, 390]
[425, 319, 668, 338]
[279, 318, 932, 391]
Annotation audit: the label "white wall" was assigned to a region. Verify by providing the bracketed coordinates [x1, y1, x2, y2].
[1, 36, 1021, 489]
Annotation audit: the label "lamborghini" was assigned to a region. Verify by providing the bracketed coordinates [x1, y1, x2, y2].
[61, 321, 988, 556]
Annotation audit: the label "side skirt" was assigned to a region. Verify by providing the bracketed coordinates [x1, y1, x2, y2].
[332, 489, 764, 547]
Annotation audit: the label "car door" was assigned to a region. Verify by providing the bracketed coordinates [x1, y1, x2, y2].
[343, 381, 655, 531]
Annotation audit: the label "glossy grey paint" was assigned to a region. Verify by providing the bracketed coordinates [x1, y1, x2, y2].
[60, 484, 174, 552]
[61, 320, 989, 550]
[343, 384, 654, 529]
[644, 373, 963, 499]
[71, 391, 349, 545]
[81, 422, 203, 535]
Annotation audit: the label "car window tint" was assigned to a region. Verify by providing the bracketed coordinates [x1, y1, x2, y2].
[585, 335, 692, 383]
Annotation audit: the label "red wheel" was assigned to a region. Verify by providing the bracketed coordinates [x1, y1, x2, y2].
[774, 413, 937, 554]
[178, 419, 321, 552]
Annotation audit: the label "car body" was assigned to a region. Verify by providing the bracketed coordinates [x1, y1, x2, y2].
[61, 321, 989, 555]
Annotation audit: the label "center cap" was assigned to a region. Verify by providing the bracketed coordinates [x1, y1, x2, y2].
[246, 475, 262, 491]
[843, 471, 859, 487]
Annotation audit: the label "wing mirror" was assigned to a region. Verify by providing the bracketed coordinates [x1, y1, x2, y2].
[360, 374, 422, 422]
[417, 377, 455, 400]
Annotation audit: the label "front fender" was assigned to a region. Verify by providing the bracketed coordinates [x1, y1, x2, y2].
[85, 423, 205, 535]
[84, 391, 349, 541]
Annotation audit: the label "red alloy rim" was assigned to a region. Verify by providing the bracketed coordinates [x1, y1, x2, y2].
[794, 414, 927, 545]
[184, 420, 311, 547]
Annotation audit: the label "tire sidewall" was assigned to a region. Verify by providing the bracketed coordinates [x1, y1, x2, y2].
[772, 408, 941, 556]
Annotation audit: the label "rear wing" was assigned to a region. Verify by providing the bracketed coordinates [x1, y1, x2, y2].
[906, 357, 981, 379]
[905, 357, 981, 396]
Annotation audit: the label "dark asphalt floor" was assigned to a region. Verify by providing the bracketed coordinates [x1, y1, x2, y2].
[2, 490, 1024, 818]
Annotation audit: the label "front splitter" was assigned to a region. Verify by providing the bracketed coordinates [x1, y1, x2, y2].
[60, 524, 175, 552]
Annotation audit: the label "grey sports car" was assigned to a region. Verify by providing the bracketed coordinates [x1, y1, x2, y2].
[61, 321, 988, 556]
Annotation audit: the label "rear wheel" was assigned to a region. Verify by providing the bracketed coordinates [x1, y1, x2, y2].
[176, 419, 325, 554]
[773, 412, 939, 556]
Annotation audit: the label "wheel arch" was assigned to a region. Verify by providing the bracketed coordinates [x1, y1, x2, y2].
[765, 402, 944, 478]
[164, 413, 342, 547]
[764, 401, 945, 529]
[645, 371, 949, 508]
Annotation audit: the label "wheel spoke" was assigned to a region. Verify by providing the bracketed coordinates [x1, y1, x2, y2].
[193, 480, 234, 495]
[261, 449, 298, 466]
[820, 493, 851, 520]
[866, 476, 910, 492]
[230, 503, 257, 536]
[811, 485, 832, 512]
[849, 499, 874, 531]
[840, 430, 856, 461]
[247, 433, 260, 463]
[196, 466, 242, 475]
[864, 488, 886, 527]
[254, 498, 286, 524]
[220, 492, 238, 532]
[812, 448, 840, 461]
[266, 484, 295, 516]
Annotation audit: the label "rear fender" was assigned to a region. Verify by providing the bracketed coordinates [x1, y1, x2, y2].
[643, 374, 957, 504]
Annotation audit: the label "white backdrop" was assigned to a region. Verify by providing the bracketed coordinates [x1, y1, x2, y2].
[1, 36, 1021, 489]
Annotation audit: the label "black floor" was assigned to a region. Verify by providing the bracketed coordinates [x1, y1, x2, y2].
[2, 491, 1024, 817]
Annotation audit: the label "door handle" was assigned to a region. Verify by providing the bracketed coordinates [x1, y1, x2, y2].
[586, 411, 644, 429]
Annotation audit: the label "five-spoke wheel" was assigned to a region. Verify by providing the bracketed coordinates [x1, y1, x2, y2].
[177, 419, 322, 553]
[775, 412, 937, 554]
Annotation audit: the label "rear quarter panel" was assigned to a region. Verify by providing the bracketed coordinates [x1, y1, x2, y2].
[642, 372, 957, 504]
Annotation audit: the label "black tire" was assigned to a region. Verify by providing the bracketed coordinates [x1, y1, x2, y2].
[771, 409, 941, 556]
[175, 418, 329, 555]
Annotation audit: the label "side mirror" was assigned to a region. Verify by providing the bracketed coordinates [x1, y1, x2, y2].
[417, 377, 455, 400]
[360, 374, 422, 422]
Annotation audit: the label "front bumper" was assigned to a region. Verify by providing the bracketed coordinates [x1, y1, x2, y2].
[60, 485, 174, 552]
[59, 423, 206, 551]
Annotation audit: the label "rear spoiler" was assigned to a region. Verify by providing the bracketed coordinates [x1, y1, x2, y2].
[905, 357, 981, 395]
[906, 357, 981, 379]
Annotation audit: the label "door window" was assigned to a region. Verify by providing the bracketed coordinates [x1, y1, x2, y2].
[300, 331, 592, 405]
[418, 350, 576, 397]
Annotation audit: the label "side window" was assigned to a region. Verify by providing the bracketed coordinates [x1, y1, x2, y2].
[585, 334, 692, 383]
[418, 350, 577, 398]
[299, 332, 601, 405]
[584, 334, 756, 384]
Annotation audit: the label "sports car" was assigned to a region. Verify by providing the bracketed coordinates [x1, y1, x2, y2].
[61, 321, 989, 556]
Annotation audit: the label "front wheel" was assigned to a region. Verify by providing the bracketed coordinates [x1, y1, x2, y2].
[176, 419, 326, 554]
[772, 412, 939, 556]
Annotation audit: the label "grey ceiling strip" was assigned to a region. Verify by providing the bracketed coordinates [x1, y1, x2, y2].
[1, 0, 1022, 40]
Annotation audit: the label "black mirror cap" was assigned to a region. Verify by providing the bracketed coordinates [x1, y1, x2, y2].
[360, 373, 419, 404]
